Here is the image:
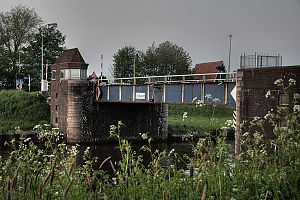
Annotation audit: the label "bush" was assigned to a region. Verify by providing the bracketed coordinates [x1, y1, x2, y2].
[0, 90, 50, 133]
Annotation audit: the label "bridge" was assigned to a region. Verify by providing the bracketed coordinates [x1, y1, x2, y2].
[93, 73, 236, 106]
[50, 48, 237, 144]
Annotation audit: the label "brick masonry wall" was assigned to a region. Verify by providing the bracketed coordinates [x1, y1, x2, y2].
[235, 66, 300, 153]
[82, 101, 168, 142]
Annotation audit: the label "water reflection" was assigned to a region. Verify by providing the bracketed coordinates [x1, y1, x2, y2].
[1, 135, 234, 176]
[74, 141, 193, 175]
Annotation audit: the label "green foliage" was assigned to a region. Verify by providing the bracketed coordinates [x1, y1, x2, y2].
[112, 41, 192, 79]
[0, 90, 50, 133]
[168, 104, 234, 135]
[0, 102, 299, 199]
[22, 25, 66, 91]
[0, 5, 66, 91]
[0, 79, 299, 199]
[112, 46, 142, 79]
[0, 125, 104, 199]
[141, 41, 192, 76]
[0, 5, 42, 88]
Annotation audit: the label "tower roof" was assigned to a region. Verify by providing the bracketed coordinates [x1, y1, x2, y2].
[55, 48, 86, 64]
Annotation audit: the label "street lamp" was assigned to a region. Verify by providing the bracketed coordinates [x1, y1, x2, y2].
[41, 23, 57, 92]
[228, 34, 232, 73]
[133, 53, 138, 85]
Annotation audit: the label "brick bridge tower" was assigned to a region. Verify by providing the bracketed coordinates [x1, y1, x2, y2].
[50, 48, 168, 143]
[50, 48, 89, 143]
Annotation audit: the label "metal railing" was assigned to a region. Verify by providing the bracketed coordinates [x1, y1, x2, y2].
[95, 72, 236, 85]
[240, 53, 282, 69]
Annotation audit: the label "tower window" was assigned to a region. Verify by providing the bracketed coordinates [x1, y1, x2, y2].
[70, 69, 80, 79]
[51, 70, 56, 80]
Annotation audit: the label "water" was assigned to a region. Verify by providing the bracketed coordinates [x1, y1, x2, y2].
[73, 140, 194, 174]
[0, 134, 234, 175]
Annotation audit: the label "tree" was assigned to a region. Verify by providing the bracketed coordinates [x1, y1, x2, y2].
[142, 41, 192, 76]
[112, 46, 143, 79]
[0, 5, 42, 88]
[112, 41, 192, 80]
[22, 24, 66, 91]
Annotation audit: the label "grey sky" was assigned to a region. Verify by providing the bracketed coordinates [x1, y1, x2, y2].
[1, 0, 300, 77]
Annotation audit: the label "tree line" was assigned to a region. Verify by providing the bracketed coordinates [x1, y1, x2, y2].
[112, 41, 192, 79]
[0, 5, 194, 90]
[0, 5, 65, 91]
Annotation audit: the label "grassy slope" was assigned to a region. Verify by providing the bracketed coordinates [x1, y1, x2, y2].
[0, 90, 50, 133]
[168, 104, 234, 135]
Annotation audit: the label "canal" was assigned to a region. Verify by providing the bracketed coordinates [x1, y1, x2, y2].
[0, 133, 234, 175]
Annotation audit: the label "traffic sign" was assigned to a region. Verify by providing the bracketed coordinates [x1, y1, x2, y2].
[230, 86, 236, 102]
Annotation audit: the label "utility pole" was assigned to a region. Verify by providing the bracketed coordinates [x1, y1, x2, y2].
[228, 34, 233, 73]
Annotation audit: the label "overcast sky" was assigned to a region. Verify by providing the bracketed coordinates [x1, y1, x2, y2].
[1, 0, 300, 77]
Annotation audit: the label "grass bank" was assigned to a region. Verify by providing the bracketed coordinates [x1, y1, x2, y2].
[168, 104, 234, 136]
[0, 90, 50, 134]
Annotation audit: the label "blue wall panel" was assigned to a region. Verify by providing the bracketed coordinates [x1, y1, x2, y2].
[166, 84, 181, 103]
[109, 86, 119, 101]
[101, 86, 108, 100]
[121, 86, 133, 101]
[204, 83, 224, 104]
[135, 85, 148, 102]
[183, 84, 201, 103]
[100, 82, 235, 105]
[153, 84, 163, 102]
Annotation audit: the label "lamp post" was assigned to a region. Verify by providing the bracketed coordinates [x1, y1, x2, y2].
[41, 31, 44, 91]
[100, 54, 103, 82]
[133, 55, 136, 85]
[228, 34, 232, 73]
[133, 53, 139, 85]
[41, 23, 57, 91]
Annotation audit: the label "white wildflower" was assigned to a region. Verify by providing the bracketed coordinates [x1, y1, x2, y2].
[169, 149, 175, 155]
[205, 94, 212, 100]
[24, 137, 31, 143]
[274, 78, 284, 87]
[182, 112, 188, 121]
[289, 78, 296, 87]
[264, 111, 274, 120]
[196, 100, 204, 107]
[294, 105, 300, 113]
[265, 90, 271, 98]
[140, 133, 148, 140]
[212, 98, 220, 103]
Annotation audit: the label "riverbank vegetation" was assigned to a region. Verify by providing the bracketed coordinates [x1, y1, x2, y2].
[1, 99, 299, 199]
[0, 90, 50, 134]
[168, 104, 234, 136]
[1, 80, 299, 199]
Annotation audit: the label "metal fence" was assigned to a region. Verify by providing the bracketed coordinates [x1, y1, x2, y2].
[94, 72, 236, 85]
[240, 53, 282, 69]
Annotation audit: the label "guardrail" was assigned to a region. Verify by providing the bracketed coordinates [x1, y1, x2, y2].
[94, 72, 236, 85]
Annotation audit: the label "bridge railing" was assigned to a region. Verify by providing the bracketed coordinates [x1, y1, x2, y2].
[97, 72, 236, 85]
